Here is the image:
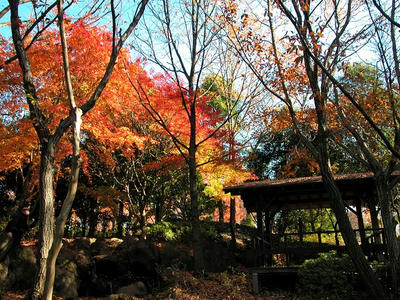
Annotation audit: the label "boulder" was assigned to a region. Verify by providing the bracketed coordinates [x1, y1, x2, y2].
[90, 238, 123, 256]
[94, 255, 129, 281]
[71, 237, 96, 251]
[106, 294, 133, 300]
[0, 256, 9, 282]
[117, 239, 162, 287]
[6, 246, 37, 290]
[116, 281, 148, 297]
[0, 232, 13, 261]
[54, 259, 79, 299]
[0, 255, 9, 291]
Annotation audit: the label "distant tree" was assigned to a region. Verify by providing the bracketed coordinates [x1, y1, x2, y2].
[131, 0, 237, 271]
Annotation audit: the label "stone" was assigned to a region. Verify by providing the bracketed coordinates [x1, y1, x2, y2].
[54, 259, 79, 299]
[116, 281, 148, 298]
[6, 246, 37, 290]
[0, 256, 9, 282]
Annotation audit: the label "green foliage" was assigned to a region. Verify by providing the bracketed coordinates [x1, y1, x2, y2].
[297, 251, 357, 299]
[146, 220, 223, 242]
[246, 130, 294, 179]
[146, 221, 191, 242]
[199, 221, 220, 241]
[240, 213, 255, 228]
[0, 217, 9, 232]
[219, 270, 247, 297]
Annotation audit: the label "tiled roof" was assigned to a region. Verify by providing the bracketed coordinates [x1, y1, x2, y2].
[224, 172, 375, 193]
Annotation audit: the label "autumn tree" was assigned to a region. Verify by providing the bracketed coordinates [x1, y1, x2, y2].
[274, 1, 400, 296]
[130, 0, 238, 271]
[1, 1, 148, 298]
[201, 62, 259, 247]
[221, 0, 389, 297]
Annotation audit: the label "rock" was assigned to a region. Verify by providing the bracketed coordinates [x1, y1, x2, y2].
[113, 239, 162, 289]
[116, 281, 148, 297]
[6, 246, 37, 290]
[159, 243, 192, 268]
[0, 256, 9, 285]
[54, 259, 79, 299]
[71, 237, 96, 250]
[95, 255, 129, 281]
[90, 238, 123, 256]
[203, 239, 237, 272]
[106, 294, 132, 300]
[0, 232, 13, 261]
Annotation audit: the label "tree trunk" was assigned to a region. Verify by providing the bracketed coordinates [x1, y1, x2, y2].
[189, 150, 204, 271]
[375, 173, 400, 296]
[81, 216, 87, 237]
[369, 198, 383, 249]
[117, 200, 124, 238]
[218, 200, 224, 224]
[317, 149, 386, 299]
[42, 108, 82, 300]
[30, 143, 56, 300]
[155, 198, 163, 223]
[88, 197, 98, 237]
[139, 210, 147, 240]
[229, 196, 236, 249]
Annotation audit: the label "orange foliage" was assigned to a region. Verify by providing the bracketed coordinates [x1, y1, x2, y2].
[0, 16, 230, 216]
[0, 18, 149, 181]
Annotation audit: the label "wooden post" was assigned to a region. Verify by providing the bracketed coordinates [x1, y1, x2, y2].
[355, 198, 367, 247]
[368, 196, 384, 261]
[252, 272, 259, 294]
[298, 216, 304, 243]
[369, 199, 382, 244]
[284, 234, 289, 266]
[334, 223, 340, 247]
[256, 201, 264, 266]
[264, 210, 273, 266]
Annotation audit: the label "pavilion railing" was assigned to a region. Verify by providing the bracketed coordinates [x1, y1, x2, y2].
[253, 228, 385, 267]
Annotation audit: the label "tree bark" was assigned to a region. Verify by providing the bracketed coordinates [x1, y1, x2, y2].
[189, 150, 204, 271]
[317, 148, 386, 299]
[30, 142, 56, 300]
[218, 200, 224, 224]
[229, 196, 236, 249]
[117, 200, 124, 238]
[42, 108, 82, 300]
[88, 196, 98, 237]
[375, 173, 400, 296]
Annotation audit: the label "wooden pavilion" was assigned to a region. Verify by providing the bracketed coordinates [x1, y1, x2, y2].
[224, 172, 390, 292]
[224, 172, 388, 267]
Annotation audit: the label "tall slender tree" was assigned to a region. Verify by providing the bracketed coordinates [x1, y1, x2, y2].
[4, 0, 148, 298]
[131, 0, 240, 270]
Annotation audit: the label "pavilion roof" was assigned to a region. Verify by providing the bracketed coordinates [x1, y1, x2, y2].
[223, 172, 382, 211]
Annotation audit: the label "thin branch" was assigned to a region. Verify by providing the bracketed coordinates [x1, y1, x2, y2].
[278, 0, 400, 160]
[372, 0, 400, 28]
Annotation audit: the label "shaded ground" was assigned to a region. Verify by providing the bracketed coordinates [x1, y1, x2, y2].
[1, 233, 300, 300]
[3, 267, 299, 300]
[151, 267, 299, 299]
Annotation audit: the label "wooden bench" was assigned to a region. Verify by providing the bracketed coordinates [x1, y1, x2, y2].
[249, 267, 299, 293]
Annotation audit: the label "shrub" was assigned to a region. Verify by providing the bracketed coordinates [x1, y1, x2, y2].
[240, 213, 255, 228]
[297, 251, 356, 299]
[146, 221, 190, 242]
[200, 221, 220, 241]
